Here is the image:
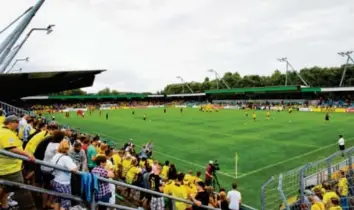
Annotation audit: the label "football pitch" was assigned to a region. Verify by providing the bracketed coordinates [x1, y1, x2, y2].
[53, 108, 354, 207]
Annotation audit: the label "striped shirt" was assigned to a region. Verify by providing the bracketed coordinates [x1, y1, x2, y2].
[23, 124, 33, 142]
[91, 166, 111, 198]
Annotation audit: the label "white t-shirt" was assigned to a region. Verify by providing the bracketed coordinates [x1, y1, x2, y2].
[41, 142, 60, 172]
[51, 153, 76, 185]
[338, 138, 345, 146]
[227, 190, 242, 210]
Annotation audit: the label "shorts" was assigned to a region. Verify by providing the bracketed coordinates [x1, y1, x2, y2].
[150, 197, 164, 210]
[52, 181, 72, 209]
[340, 145, 345, 151]
[0, 170, 24, 193]
[325, 117, 329, 121]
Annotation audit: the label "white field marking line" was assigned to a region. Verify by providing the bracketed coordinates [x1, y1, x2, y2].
[91, 130, 238, 179]
[236, 137, 354, 179]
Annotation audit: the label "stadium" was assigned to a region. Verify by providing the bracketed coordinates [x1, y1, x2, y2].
[0, 1, 354, 210]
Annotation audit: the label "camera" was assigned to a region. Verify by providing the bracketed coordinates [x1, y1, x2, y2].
[211, 160, 220, 171]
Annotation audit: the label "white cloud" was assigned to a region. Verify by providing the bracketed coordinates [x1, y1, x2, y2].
[0, 0, 353, 92]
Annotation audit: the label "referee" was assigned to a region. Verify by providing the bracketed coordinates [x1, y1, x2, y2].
[338, 135, 345, 157]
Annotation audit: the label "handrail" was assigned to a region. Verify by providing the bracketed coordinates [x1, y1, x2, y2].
[0, 149, 220, 210]
[0, 179, 138, 210]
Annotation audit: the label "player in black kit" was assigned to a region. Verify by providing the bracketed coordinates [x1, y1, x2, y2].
[106, 113, 108, 120]
[164, 108, 166, 113]
[180, 108, 183, 113]
[132, 110, 135, 115]
[325, 112, 330, 122]
[143, 114, 147, 121]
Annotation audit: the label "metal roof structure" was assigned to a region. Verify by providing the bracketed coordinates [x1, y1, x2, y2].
[0, 69, 105, 99]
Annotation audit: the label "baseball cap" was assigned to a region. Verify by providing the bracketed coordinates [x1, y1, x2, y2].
[4, 115, 19, 124]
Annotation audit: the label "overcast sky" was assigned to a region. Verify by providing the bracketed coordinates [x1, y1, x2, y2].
[1, 0, 353, 93]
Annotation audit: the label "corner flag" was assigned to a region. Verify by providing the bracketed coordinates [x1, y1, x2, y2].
[235, 152, 239, 178]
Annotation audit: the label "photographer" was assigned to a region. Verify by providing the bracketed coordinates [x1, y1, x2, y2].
[205, 161, 214, 186]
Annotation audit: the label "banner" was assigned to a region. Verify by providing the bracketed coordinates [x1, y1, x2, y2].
[346, 108, 354, 113]
[299, 107, 311, 112]
[224, 105, 240, 109]
[311, 107, 346, 113]
[175, 105, 187, 108]
[147, 105, 164, 108]
[62, 108, 88, 112]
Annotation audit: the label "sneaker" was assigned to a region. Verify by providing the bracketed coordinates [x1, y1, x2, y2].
[8, 198, 18, 207]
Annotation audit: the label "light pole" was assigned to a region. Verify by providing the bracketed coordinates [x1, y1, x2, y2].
[276, 57, 309, 87]
[1, 25, 54, 73]
[0, 0, 46, 65]
[207, 69, 231, 89]
[8, 57, 29, 73]
[277, 57, 289, 86]
[176, 76, 194, 93]
[338, 51, 354, 87]
[11, 68, 23, 73]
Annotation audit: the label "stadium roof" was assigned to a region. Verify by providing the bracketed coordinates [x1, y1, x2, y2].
[0, 70, 105, 99]
[205, 86, 301, 94]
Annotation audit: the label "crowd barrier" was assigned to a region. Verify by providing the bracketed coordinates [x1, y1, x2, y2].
[261, 146, 354, 210]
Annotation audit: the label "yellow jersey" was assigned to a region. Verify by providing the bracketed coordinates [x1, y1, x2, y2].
[338, 177, 348, 196]
[25, 131, 50, 154]
[161, 165, 169, 180]
[163, 180, 175, 195]
[171, 183, 187, 210]
[266, 112, 270, 117]
[0, 128, 24, 175]
[112, 154, 121, 171]
[122, 159, 132, 177]
[126, 166, 141, 184]
[139, 160, 146, 168]
[311, 202, 325, 210]
[323, 191, 339, 208]
[329, 206, 342, 210]
[252, 113, 256, 118]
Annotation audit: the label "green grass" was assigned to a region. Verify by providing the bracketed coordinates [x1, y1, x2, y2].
[53, 108, 354, 208]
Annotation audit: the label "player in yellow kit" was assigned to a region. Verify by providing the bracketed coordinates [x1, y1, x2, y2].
[266, 111, 271, 120]
[252, 112, 256, 121]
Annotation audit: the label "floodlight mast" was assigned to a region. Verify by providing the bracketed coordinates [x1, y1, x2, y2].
[277, 57, 309, 87]
[338, 51, 354, 87]
[0, 0, 46, 68]
[207, 69, 231, 89]
[176, 76, 194, 93]
[2, 25, 54, 73]
[277, 57, 289, 86]
[8, 57, 29, 73]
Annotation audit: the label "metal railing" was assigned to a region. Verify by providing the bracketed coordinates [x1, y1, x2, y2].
[261, 146, 354, 210]
[0, 149, 220, 210]
[0, 101, 30, 116]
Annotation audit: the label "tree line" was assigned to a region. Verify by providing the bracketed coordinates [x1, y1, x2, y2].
[56, 65, 354, 96]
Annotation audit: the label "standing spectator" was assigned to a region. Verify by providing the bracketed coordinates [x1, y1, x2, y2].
[338, 171, 349, 209]
[92, 156, 114, 210]
[149, 165, 164, 210]
[69, 140, 87, 204]
[205, 161, 213, 186]
[338, 135, 345, 157]
[170, 173, 187, 210]
[217, 191, 229, 210]
[227, 183, 242, 210]
[40, 130, 65, 209]
[51, 139, 77, 210]
[0, 110, 5, 125]
[23, 118, 34, 145]
[18, 114, 29, 139]
[161, 161, 169, 180]
[87, 136, 99, 171]
[168, 164, 177, 180]
[0, 115, 36, 210]
[190, 181, 209, 210]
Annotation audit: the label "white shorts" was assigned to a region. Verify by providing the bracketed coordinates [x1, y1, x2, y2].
[150, 197, 164, 210]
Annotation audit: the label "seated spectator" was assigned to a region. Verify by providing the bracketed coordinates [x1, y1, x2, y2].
[51, 139, 77, 210]
[91, 155, 114, 210]
[227, 183, 242, 210]
[323, 182, 340, 209]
